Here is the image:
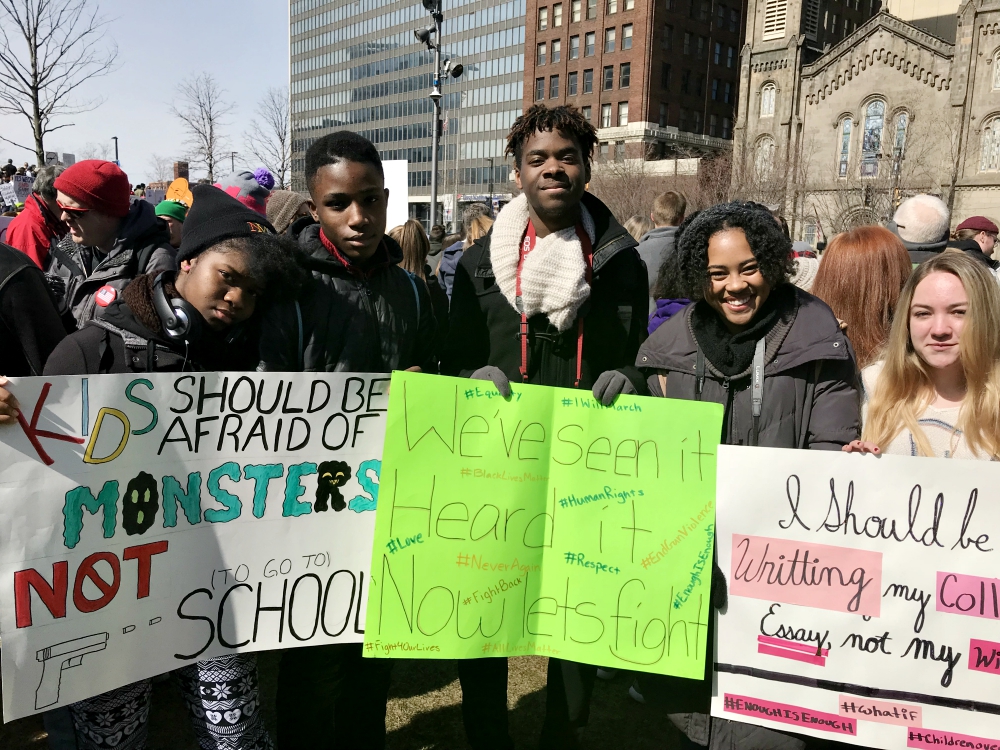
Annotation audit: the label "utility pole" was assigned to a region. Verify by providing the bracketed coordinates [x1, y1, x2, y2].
[112, 136, 119, 166]
[230, 151, 238, 173]
[416, 0, 463, 229]
[487, 156, 495, 216]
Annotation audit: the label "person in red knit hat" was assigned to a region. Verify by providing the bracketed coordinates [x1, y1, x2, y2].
[49, 159, 175, 326]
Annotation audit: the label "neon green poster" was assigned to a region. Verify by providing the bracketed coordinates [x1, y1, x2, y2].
[364, 372, 723, 677]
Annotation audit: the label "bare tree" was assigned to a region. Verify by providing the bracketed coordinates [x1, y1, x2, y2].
[0, 0, 118, 165]
[171, 73, 233, 182]
[244, 87, 290, 189]
[147, 153, 173, 184]
[77, 140, 112, 160]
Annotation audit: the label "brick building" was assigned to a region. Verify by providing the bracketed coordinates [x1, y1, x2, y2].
[524, 0, 747, 158]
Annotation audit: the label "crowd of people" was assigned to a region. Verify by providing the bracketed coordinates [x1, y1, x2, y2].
[0, 102, 997, 750]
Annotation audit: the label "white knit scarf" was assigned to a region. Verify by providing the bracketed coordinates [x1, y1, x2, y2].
[489, 193, 596, 332]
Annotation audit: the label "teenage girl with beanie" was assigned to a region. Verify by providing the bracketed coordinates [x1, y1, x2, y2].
[39, 183, 303, 750]
[613, 201, 860, 750]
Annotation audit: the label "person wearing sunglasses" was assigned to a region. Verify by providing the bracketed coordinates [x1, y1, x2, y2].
[48, 160, 175, 327]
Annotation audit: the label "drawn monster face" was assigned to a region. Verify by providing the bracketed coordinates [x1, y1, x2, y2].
[122, 471, 159, 535]
[315, 460, 352, 512]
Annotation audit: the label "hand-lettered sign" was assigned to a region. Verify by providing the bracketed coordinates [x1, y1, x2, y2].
[712, 446, 1000, 749]
[364, 372, 723, 676]
[0, 373, 387, 721]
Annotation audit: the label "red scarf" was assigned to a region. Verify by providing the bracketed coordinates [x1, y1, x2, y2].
[318, 228, 388, 278]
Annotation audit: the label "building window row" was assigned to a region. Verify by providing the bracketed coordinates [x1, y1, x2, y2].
[293, 0, 524, 56]
[534, 25, 637, 65]
[294, 82, 526, 131]
[462, 165, 510, 185]
[460, 109, 521, 136]
[292, 24, 524, 77]
[461, 138, 506, 159]
[291, 0, 495, 29]
[538, 0, 630, 28]
[535, 62, 628, 100]
[596, 102, 629, 127]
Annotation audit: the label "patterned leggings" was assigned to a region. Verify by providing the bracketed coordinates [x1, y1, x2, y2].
[69, 653, 273, 750]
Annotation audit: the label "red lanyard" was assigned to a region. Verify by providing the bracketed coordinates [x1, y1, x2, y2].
[515, 221, 594, 388]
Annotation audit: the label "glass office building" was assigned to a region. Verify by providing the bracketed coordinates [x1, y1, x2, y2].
[289, 0, 526, 225]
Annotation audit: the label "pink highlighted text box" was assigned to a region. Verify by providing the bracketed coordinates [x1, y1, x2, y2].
[723, 694, 856, 735]
[838, 695, 921, 727]
[968, 639, 1000, 675]
[730, 534, 882, 616]
[908, 728, 1000, 750]
[937, 571, 1000, 621]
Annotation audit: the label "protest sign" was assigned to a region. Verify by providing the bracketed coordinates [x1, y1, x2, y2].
[0, 372, 387, 721]
[143, 188, 166, 206]
[712, 445, 1000, 749]
[364, 372, 722, 676]
[12, 175, 33, 203]
[0, 182, 16, 206]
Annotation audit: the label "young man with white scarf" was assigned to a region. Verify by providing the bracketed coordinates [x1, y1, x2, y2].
[442, 104, 649, 749]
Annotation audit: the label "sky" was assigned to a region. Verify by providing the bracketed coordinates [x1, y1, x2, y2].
[0, 0, 289, 184]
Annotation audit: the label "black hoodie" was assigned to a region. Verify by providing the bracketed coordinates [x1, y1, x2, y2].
[258, 223, 437, 373]
[44, 273, 258, 376]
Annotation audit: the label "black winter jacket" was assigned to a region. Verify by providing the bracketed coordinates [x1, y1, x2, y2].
[47, 200, 175, 327]
[946, 238, 999, 270]
[637, 286, 860, 449]
[258, 224, 436, 373]
[441, 192, 648, 390]
[44, 276, 259, 376]
[0, 242, 66, 376]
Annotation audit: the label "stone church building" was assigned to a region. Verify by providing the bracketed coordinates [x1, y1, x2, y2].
[732, 0, 1000, 242]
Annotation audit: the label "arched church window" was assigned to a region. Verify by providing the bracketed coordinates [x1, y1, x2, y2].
[838, 117, 852, 177]
[980, 117, 1000, 172]
[760, 83, 776, 118]
[755, 136, 776, 179]
[861, 100, 884, 177]
[993, 51, 1000, 90]
[892, 112, 908, 174]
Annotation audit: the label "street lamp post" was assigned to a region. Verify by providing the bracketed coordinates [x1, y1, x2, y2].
[487, 156, 495, 216]
[230, 152, 238, 173]
[416, 0, 463, 229]
[112, 136, 119, 166]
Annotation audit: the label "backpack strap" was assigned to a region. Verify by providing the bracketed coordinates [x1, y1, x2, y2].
[405, 271, 421, 320]
[294, 299, 304, 371]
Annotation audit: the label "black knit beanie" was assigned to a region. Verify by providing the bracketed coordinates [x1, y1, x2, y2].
[176, 184, 276, 264]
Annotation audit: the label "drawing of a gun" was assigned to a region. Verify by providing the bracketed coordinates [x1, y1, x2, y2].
[35, 632, 109, 709]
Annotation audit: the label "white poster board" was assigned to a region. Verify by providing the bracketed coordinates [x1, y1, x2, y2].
[383, 159, 409, 232]
[143, 188, 166, 206]
[713, 445, 1000, 749]
[12, 175, 34, 203]
[0, 373, 387, 721]
[0, 183, 16, 206]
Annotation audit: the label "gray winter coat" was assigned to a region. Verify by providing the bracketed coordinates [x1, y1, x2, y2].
[633, 286, 859, 750]
[636, 225, 678, 300]
[637, 286, 860, 450]
[48, 200, 175, 327]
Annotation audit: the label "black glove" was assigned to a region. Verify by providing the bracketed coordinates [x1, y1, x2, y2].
[470, 366, 511, 398]
[712, 562, 728, 611]
[592, 370, 637, 406]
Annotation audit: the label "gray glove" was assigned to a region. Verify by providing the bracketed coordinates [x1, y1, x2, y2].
[592, 370, 637, 406]
[470, 366, 511, 398]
